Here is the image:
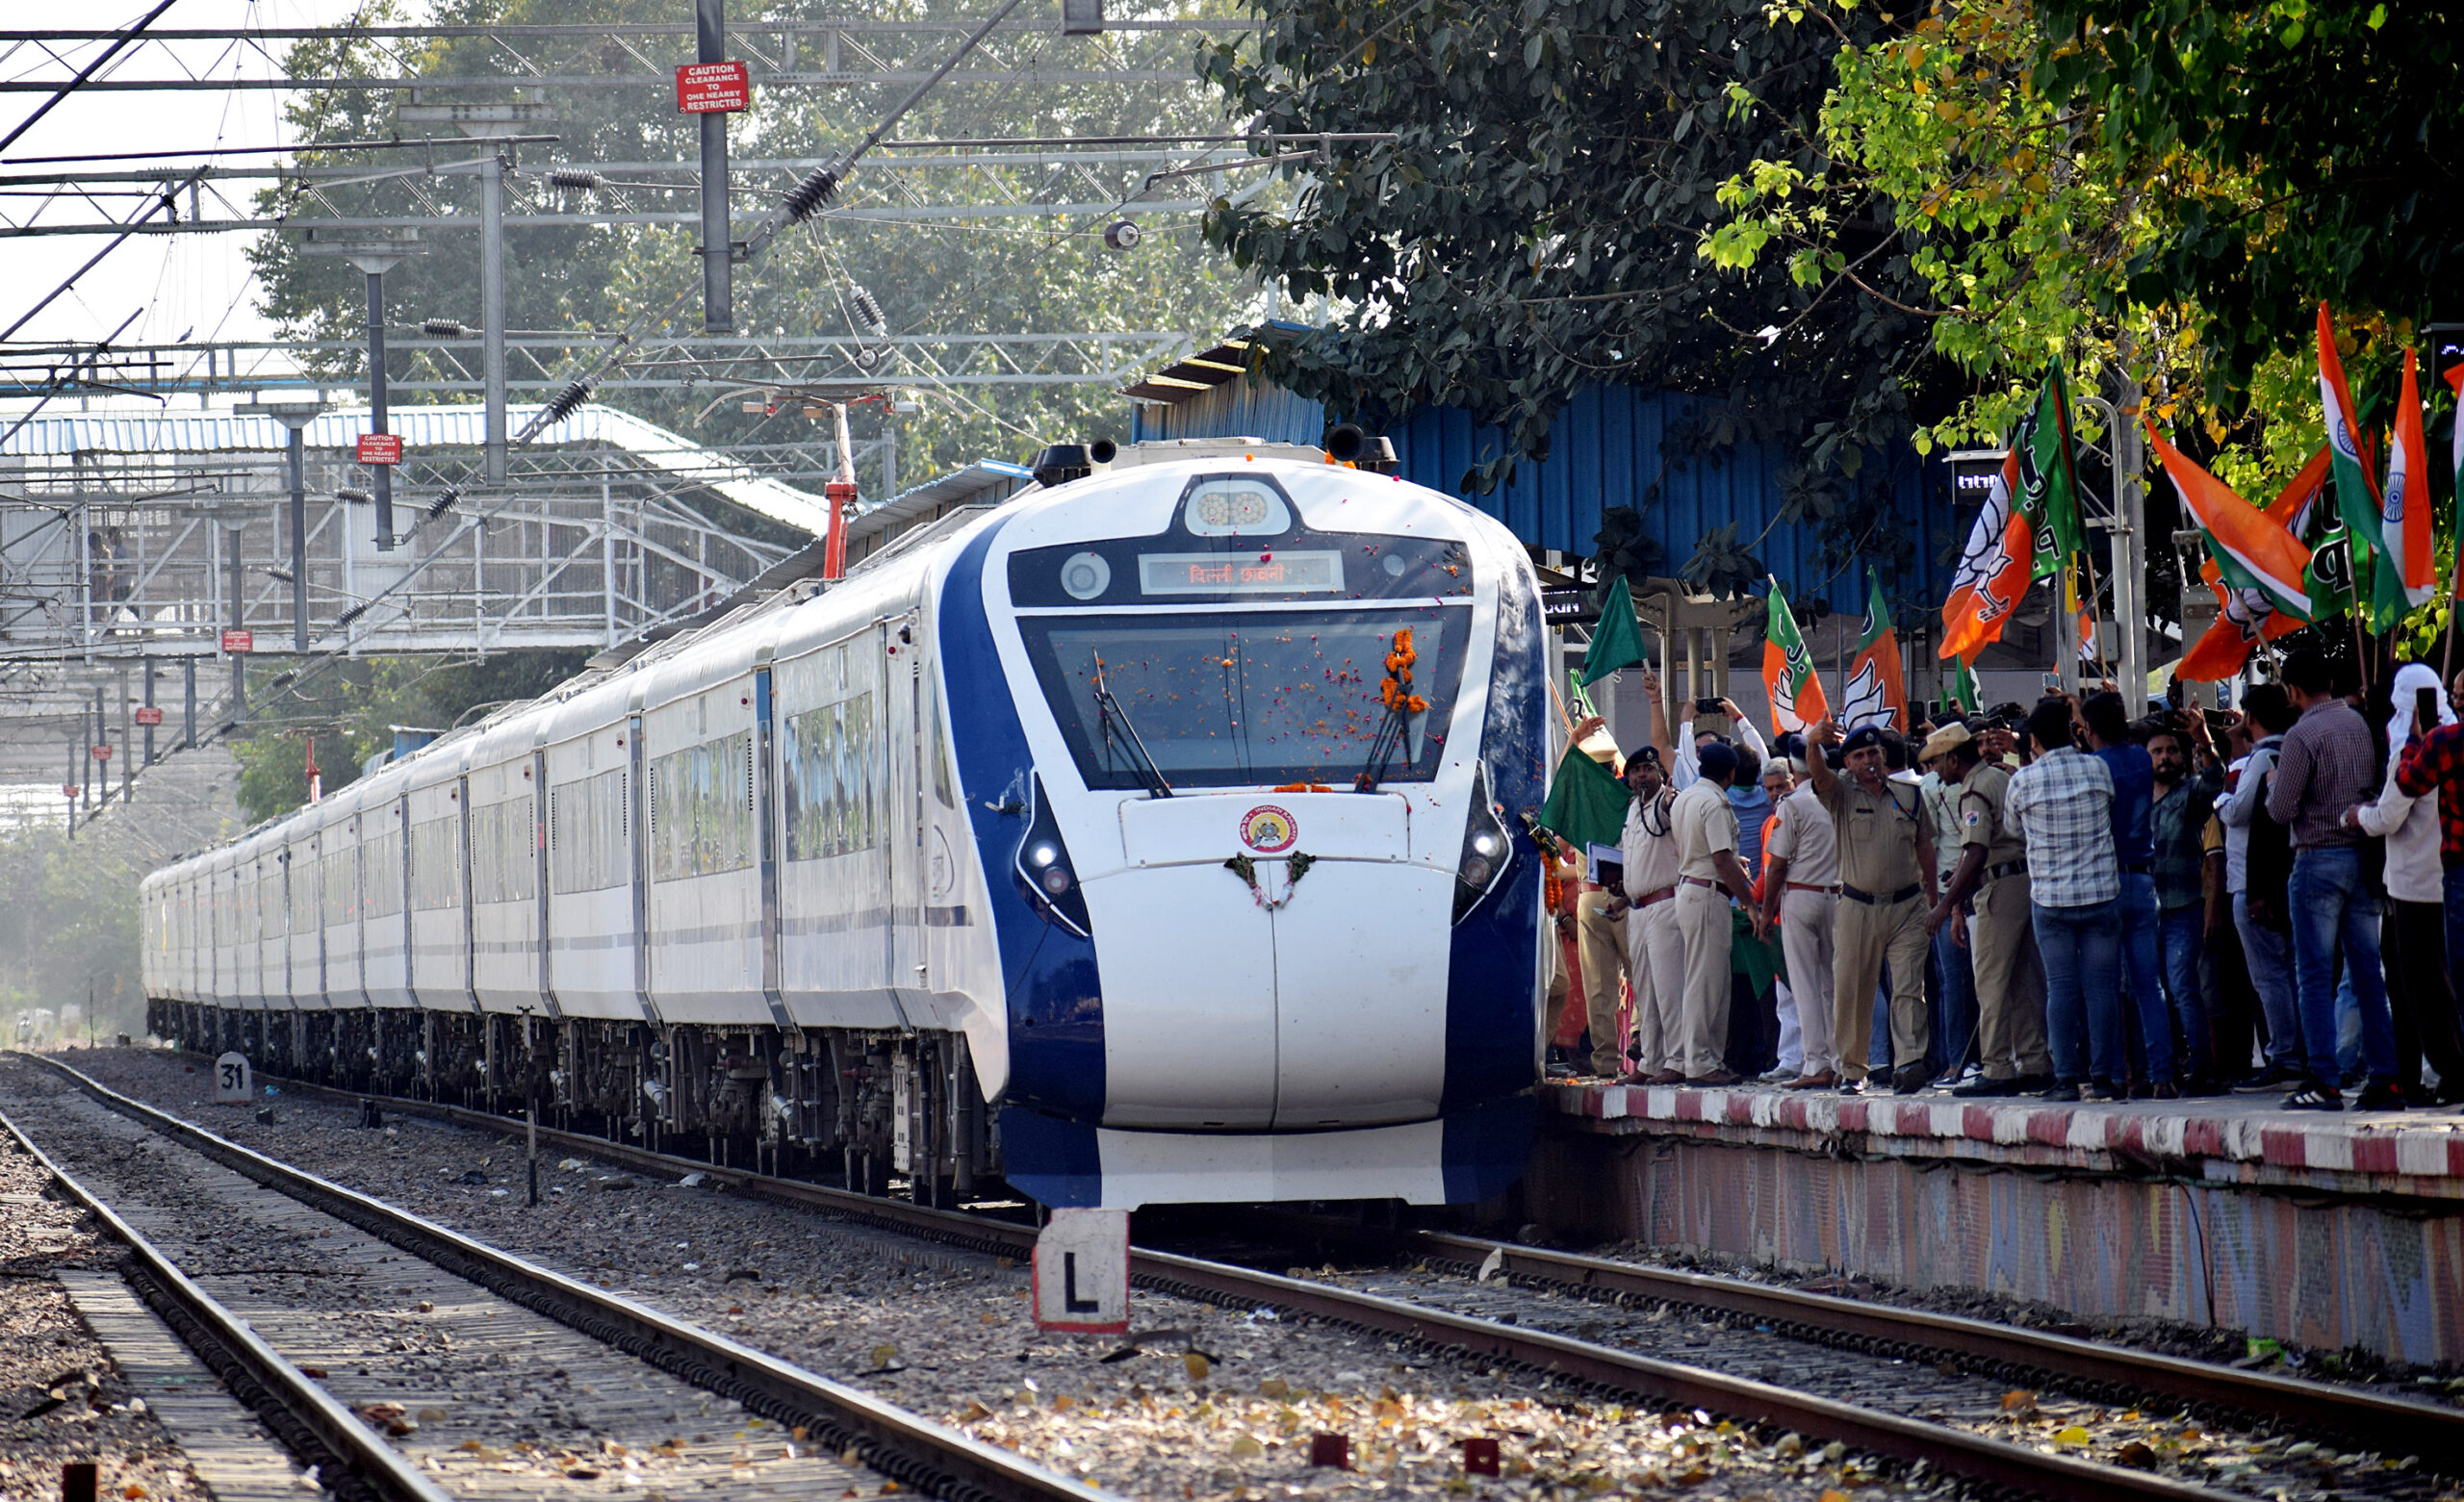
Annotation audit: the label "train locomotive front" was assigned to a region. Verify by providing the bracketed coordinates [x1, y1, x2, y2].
[936, 451, 1550, 1208]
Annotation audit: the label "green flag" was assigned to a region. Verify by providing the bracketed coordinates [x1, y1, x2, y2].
[2010, 365, 2087, 580]
[1581, 573, 1649, 686]
[1947, 657, 1980, 716]
[1536, 745, 1630, 853]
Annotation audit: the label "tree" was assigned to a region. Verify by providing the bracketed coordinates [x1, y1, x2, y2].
[251, 0, 1262, 492]
[1194, 0, 1958, 596]
[2034, 0, 2464, 393]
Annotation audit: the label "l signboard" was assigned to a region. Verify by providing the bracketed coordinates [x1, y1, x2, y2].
[676, 62, 752, 113]
[356, 433, 403, 466]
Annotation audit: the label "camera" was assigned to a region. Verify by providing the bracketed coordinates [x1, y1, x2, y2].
[1694, 696, 1725, 716]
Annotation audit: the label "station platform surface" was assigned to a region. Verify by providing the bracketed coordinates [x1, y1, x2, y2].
[1527, 1079, 2464, 1366]
[1546, 1079, 2464, 1199]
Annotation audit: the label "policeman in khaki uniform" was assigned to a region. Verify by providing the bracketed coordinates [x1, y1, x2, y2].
[1806, 718, 1937, 1094]
[1925, 723, 2054, 1094]
[1670, 740, 1759, 1083]
[1604, 746, 1686, 1082]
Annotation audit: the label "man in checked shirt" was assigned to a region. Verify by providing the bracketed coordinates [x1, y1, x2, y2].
[2266, 649, 2402, 1111]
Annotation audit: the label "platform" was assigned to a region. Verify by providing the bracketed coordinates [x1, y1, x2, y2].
[1527, 1081, 2464, 1367]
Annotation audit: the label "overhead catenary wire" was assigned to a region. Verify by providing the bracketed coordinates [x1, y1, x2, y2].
[0, 0, 183, 156]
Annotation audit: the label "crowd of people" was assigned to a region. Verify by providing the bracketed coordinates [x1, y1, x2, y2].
[1541, 649, 2464, 1111]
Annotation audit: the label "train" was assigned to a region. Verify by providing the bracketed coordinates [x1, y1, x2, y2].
[141, 436, 1550, 1209]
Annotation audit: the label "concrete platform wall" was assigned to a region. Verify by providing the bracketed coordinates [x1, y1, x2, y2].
[1530, 1129, 2464, 1366]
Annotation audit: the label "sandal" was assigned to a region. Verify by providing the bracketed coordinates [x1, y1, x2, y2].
[2282, 1085, 2343, 1111]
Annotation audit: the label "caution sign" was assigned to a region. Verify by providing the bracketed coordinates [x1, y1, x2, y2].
[213, 1053, 252, 1104]
[356, 433, 402, 465]
[1031, 1207, 1129, 1334]
[676, 61, 752, 114]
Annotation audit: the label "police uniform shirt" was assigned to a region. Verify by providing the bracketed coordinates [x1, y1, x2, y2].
[1621, 788, 1683, 898]
[1817, 772, 1925, 895]
[1763, 784, 1838, 888]
[1672, 779, 1739, 883]
[1957, 762, 2026, 866]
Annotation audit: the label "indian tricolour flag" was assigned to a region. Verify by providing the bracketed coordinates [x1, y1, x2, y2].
[2144, 419, 2313, 621]
[2319, 302, 2386, 562]
[2374, 347, 2435, 623]
[1761, 579, 1830, 732]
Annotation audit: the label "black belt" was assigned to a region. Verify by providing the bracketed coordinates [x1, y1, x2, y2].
[1840, 882, 1922, 905]
[1986, 859, 2028, 881]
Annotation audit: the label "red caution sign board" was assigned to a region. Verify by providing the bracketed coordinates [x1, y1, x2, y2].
[221, 628, 254, 654]
[135, 706, 164, 726]
[676, 62, 752, 113]
[356, 433, 403, 465]
[92, 744, 113, 761]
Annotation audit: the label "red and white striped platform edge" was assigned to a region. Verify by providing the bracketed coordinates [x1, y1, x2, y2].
[1543, 1080, 2464, 1199]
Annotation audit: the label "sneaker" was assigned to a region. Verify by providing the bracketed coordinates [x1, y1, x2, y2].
[1953, 1075, 2021, 1098]
[2040, 1081, 2082, 1102]
[2079, 1080, 2118, 1103]
[1758, 1066, 1799, 1084]
[1835, 1078, 1866, 1096]
[2352, 1082, 2408, 1112]
[2283, 1084, 2343, 1111]
[1958, 1062, 1985, 1084]
[2232, 1062, 2302, 1092]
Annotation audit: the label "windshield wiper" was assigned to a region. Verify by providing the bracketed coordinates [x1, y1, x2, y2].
[1090, 655, 1173, 799]
[1353, 627, 1423, 793]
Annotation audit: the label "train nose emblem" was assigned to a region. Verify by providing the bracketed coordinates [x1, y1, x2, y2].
[1238, 804, 1298, 853]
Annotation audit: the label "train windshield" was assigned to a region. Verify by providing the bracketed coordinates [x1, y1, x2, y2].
[1017, 605, 1471, 791]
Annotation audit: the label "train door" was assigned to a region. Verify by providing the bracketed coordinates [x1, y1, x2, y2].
[1260, 793, 1451, 1128]
[1100, 795, 1280, 1131]
[887, 614, 926, 1008]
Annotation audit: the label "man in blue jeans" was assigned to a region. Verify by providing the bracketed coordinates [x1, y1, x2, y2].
[2004, 699, 2124, 1100]
[2264, 649, 2402, 1111]
[2217, 686, 2304, 1087]
[2080, 692, 2175, 1096]
[2147, 718, 2223, 1093]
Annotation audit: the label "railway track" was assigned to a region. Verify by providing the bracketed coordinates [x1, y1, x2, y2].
[0, 1056, 1115, 1502]
[63, 1055, 2457, 1502]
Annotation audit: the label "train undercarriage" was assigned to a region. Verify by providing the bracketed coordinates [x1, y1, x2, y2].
[143, 1001, 1000, 1205]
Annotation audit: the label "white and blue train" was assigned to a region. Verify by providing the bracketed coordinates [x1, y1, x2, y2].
[141, 437, 1550, 1209]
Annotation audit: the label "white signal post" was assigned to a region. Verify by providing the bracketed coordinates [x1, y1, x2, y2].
[213, 1053, 252, 1104]
[1032, 1208, 1130, 1334]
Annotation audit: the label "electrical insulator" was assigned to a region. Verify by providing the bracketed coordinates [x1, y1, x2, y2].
[540, 376, 595, 425]
[1103, 218, 1142, 252]
[425, 487, 464, 521]
[422, 318, 472, 337]
[849, 286, 888, 339]
[784, 165, 840, 222]
[548, 168, 607, 191]
[335, 488, 372, 505]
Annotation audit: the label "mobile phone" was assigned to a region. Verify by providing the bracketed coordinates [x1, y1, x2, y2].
[2202, 708, 2237, 733]
[2420, 686, 2442, 727]
[1695, 696, 1725, 715]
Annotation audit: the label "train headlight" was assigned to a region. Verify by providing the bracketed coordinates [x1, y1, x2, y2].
[1060, 551, 1111, 600]
[1451, 766, 1514, 926]
[1013, 776, 1091, 936]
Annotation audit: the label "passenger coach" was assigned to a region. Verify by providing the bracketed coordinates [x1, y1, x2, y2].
[143, 437, 1551, 1209]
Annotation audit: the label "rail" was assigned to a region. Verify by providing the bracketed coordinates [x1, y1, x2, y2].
[14, 1054, 1118, 1502]
[90, 1058, 2273, 1500]
[0, 1106, 454, 1502]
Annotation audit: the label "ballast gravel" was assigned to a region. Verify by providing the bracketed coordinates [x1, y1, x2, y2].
[0, 1107, 261, 1502]
[54, 1047, 1963, 1502]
